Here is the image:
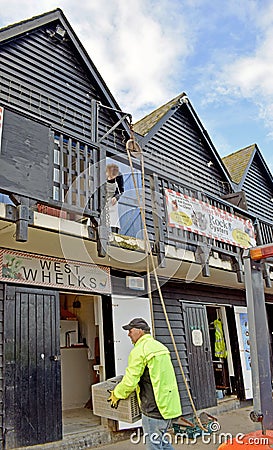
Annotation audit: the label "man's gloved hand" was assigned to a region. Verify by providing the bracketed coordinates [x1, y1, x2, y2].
[107, 390, 120, 409]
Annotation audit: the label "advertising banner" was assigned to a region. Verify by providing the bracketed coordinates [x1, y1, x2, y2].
[165, 188, 256, 248]
[0, 249, 111, 294]
[234, 306, 252, 399]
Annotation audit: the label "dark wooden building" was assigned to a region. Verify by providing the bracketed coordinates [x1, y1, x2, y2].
[134, 95, 273, 414]
[0, 8, 273, 450]
[222, 144, 273, 244]
[0, 9, 135, 449]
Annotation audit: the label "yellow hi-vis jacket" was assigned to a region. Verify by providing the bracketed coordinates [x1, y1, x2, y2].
[113, 334, 182, 419]
[214, 318, 227, 358]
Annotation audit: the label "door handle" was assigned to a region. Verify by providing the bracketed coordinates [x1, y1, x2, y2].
[50, 355, 61, 361]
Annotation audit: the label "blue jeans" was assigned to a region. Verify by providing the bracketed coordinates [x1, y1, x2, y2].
[141, 414, 174, 450]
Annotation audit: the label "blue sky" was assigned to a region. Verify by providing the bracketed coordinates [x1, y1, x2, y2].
[1, 0, 273, 171]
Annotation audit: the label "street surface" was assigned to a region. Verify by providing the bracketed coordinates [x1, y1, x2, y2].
[98, 406, 261, 449]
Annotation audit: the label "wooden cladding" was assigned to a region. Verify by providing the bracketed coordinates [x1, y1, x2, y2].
[53, 133, 98, 214]
[0, 25, 127, 156]
[4, 286, 62, 448]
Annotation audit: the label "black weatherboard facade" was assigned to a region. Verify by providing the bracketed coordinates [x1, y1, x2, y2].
[0, 9, 131, 449]
[134, 93, 273, 412]
[1, 7, 273, 450]
[222, 145, 273, 245]
[0, 8, 129, 214]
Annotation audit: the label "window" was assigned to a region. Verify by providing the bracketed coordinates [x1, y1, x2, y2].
[106, 158, 143, 238]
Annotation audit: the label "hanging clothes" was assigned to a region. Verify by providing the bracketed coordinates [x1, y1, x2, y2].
[214, 318, 227, 358]
[106, 167, 124, 231]
[106, 178, 120, 230]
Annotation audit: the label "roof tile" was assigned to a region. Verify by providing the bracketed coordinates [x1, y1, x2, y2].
[133, 92, 187, 136]
[222, 145, 255, 184]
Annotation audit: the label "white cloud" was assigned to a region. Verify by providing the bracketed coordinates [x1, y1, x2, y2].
[3, 0, 273, 164]
[0, 0, 194, 120]
[68, 0, 193, 119]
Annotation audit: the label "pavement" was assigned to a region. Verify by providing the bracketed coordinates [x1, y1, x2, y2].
[95, 404, 261, 450]
[14, 400, 264, 450]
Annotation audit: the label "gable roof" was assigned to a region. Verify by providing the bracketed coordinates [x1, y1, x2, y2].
[134, 93, 233, 186]
[222, 145, 255, 185]
[0, 9, 130, 133]
[222, 144, 273, 189]
[134, 92, 186, 136]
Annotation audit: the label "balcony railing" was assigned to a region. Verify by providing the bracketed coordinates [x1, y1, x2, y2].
[51, 133, 101, 218]
[150, 174, 262, 278]
[256, 218, 273, 245]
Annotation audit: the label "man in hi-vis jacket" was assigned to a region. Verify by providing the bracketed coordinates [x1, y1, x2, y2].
[108, 318, 182, 450]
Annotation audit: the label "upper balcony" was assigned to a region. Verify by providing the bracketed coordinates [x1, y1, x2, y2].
[1, 109, 273, 286]
[148, 173, 273, 284]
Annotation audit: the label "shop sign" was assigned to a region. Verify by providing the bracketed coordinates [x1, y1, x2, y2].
[192, 329, 203, 346]
[0, 249, 111, 294]
[165, 189, 256, 249]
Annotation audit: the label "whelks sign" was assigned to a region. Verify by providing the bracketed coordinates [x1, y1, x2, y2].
[165, 189, 256, 249]
[0, 249, 111, 294]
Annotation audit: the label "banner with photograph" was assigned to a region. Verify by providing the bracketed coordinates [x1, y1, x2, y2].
[165, 188, 256, 248]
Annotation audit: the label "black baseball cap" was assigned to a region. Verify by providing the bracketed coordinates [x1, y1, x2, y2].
[122, 318, 150, 332]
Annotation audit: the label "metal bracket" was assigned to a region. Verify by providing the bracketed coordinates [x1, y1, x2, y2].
[87, 224, 97, 240]
[5, 204, 17, 221]
[195, 243, 211, 277]
[5, 198, 34, 242]
[98, 113, 130, 143]
[261, 261, 272, 288]
[5, 203, 34, 224]
[97, 224, 109, 257]
[91, 99, 132, 144]
[232, 251, 244, 283]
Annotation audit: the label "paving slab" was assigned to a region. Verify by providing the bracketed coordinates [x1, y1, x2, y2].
[13, 402, 263, 450]
[96, 405, 261, 450]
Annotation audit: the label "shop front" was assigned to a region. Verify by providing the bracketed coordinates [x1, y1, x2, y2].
[149, 278, 249, 416]
[0, 248, 111, 449]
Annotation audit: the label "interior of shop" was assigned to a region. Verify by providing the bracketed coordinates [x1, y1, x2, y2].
[59, 293, 102, 435]
[206, 306, 232, 400]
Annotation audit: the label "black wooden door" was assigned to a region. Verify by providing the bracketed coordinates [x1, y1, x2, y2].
[181, 301, 216, 410]
[4, 286, 62, 449]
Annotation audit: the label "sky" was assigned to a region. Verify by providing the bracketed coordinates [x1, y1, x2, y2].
[1, 0, 273, 172]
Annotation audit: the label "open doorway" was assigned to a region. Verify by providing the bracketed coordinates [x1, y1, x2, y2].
[59, 293, 103, 435]
[206, 306, 233, 400]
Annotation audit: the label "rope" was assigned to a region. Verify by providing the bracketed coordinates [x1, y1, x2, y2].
[125, 129, 207, 431]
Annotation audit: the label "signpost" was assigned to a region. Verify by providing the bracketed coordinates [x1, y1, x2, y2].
[244, 253, 273, 430]
[218, 244, 273, 448]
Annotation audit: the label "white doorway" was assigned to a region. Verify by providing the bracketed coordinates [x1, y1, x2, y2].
[111, 294, 152, 429]
[59, 293, 104, 435]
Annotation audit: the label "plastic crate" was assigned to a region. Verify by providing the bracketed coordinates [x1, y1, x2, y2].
[92, 376, 141, 423]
